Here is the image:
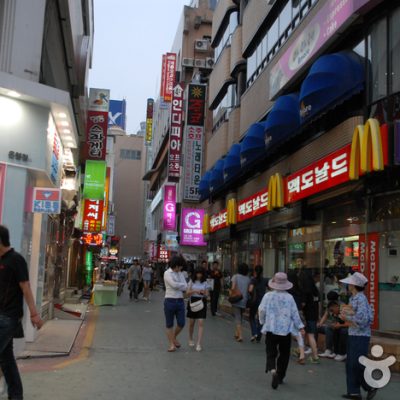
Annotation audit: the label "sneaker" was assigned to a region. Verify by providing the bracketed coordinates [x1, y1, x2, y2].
[196, 344, 202, 352]
[319, 349, 334, 358]
[309, 356, 321, 364]
[367, 389, 378, 400]
[334, 354, 347, 362]
[188, 340, 195, 347]
[304, 347, 312, 355]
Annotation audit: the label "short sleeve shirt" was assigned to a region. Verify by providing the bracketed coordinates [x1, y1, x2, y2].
[0, 249, 29, 318]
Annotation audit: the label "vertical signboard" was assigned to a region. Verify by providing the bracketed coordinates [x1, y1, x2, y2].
[108, 100, 126, 130]
[102, 168, 111, 230]
[85, 88, 110, 160]
[160, 54, 167, 99]
[359, 233, 379, 329]
[83, 160, 107, 200]
[161, 53, 177, 103]
[47, 115, 63, 187]
[167, 83, 185, 180]
[146, 98, 154, 144]
[0, 164, 5, 223]
[183, 84, 206, 201]
[82, 199, 104, 233]
[163, 185, 176, 231]
[180, 208, 207, 246]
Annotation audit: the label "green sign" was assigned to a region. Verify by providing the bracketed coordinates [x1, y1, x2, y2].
[85, 250, 93, 286]
[83, 160, 106, 200]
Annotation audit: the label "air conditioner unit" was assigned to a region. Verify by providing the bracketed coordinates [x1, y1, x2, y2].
[194, 59, 206, 68]
[205, 57, 214, 69]
[182, 58, 194, 67]
[194, 39, 209, 51]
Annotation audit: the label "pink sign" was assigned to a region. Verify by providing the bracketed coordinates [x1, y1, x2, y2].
[269, 0, 370, 98]
[163, 185, 176, 231]
[0, 164, 6, 223]
[181, 208, 207, 246]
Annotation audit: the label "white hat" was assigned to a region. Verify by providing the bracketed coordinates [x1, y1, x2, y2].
[340, 272, 368, 287]
[268, 272, 293, 291]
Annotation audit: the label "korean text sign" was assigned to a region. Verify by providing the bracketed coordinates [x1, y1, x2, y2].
[183, 84, 206, 201]
[181, 208, 207, 246]
[83, 160, 107, 200]
[163, 185, 176, 231]
[146, 98, 154, 143]
[238, 190, 269, 222]
[82, 199, 104, 233]
[168, 83, 184, 179]
[161, 53, 176, 102]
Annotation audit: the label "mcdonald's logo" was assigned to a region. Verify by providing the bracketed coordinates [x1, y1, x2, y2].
[202, 213, 210, 235]
[268, 173, 284, 210]
[227, 198, 237, 225]
[349, 118, 384, 181]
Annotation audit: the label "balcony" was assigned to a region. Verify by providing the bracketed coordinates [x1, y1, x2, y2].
[230, 26, 245, 76]
[209, 45, 233, 109]
[211, 0, 238, 46]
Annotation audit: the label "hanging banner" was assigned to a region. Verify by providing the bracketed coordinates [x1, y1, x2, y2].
[163, 185, 176, 231]
[102, 168, 111, 230]
[269, 0, 371, 98]
[168, 83, 185, 180]
[160, 54, 167, 99]
[32, 188, 61, 214]
[85, 88, 110, 160]
[83, 160, 107, 200]
[0, 164, 6, 223]
[183, 84, 207, 201]
[146, 98, 154, 143]
[82, 199, 104, 233]
[108, 99, 126, 130]
[181, 208, 207, 246]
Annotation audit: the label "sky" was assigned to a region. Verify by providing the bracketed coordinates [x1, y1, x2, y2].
[89, 0, 189, 134]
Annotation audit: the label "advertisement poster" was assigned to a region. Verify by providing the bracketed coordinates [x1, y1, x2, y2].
[181, 208, 207, 246]
[163, 53, 177, 102]
[82, 199, 104, 233]
[32, 188, 61, 214]
[183, 84, 206, 201]
[163, 185, 176, 231]
[83, 160, 107, 200]
[108, 99, 126, 129]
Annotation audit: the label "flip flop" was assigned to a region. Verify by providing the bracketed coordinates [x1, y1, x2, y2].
[167, 347, 177, 353]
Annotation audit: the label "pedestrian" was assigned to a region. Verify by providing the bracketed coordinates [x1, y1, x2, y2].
[339, 272, 376, 400]
[186, 268, 209, 352]
[142, 263, 153, 301]
[209, 261, 223, 316]
[298, 268, 320, 363]
[117, 266, 127, 297]
[201, 260, 209, 277]
[0, 225, 44, 400]
[128, 260, 141, 302]
[163, 256, 188, 352]
[248, 265, 268, 342]
[229, 263, 250, 342]
[259, 272, 305, 390]
[287, 271, 306, 364]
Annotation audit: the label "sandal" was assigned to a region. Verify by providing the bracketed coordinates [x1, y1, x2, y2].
[236, 338, 243, 342]
[167, 347, 177, 352]
[297, 358, 305, 365]
[174, 341, 181, 348]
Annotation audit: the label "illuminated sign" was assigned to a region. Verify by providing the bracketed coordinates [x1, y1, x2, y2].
[32, 188, 61, 214]
[82, 199, 104, 233]
[82, 233, 103, 246]
[146, 98, 154, 143]
[181, 208, 206, 246]
[163, 185, 176, 231]
[209, 209, 228, 233]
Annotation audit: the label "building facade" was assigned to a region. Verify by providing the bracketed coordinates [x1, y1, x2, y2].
[0, 0, 93, 339]
[200, 0, 400, 334]
[144, 0, 215, 262]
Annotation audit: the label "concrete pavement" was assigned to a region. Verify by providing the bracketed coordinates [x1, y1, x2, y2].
[19, 290, 399, 400]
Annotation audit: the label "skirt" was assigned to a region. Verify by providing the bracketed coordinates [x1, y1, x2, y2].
[187, 297, 207, 319]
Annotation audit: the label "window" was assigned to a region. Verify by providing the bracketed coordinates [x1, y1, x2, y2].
[368, 18, 387, 102]
[212, 84, 237, 131]
[214, 11, 238, 62]
[246, 0, 319, 88]
[390, 7, 400, 93]
[120, 149, 141, 160]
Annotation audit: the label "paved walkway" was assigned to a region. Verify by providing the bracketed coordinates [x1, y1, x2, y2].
[19, 291, 399, 400]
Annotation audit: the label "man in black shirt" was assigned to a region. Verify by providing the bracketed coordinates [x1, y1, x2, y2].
[0, 225, 43, 400]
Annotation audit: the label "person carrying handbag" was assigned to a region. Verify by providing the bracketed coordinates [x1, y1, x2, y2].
[0, 225, 43, 400]
[186, 268, 209, 352]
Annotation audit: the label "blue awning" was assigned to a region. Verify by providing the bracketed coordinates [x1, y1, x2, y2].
[264, 93, 300, 151]
[199, 170, 212, 199]
[223, 143, 241, 183]
[209, 159, 225, 192]
[299, 51, 365, 122]
[240, 122, 267, 166]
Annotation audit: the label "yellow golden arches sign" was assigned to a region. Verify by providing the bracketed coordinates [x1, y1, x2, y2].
[349, 118, 384, 181]
[202, 213, 210, 235]
[227, 198, 237, 226]
[268, 173, 284, 210]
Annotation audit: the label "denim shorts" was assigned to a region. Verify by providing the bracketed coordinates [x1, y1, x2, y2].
[164, 298, 185, 329]
[305, 320, 317, 334]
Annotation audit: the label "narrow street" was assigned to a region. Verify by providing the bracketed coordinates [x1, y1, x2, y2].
[19, 291, 399, 400]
